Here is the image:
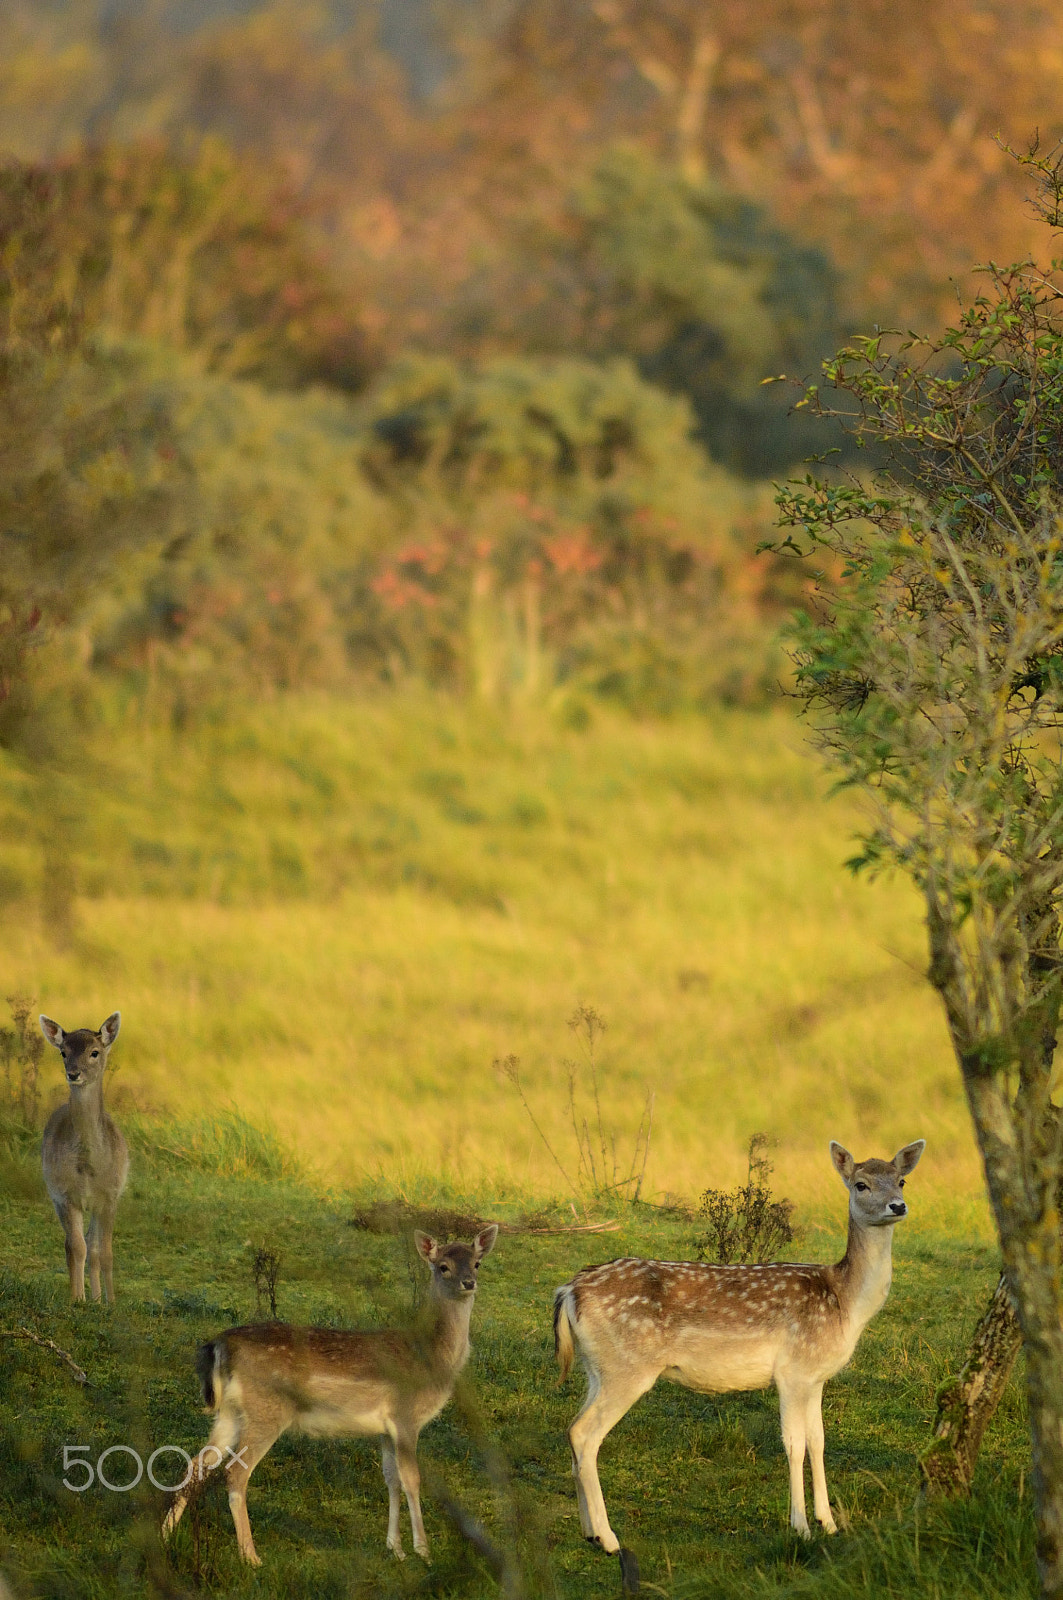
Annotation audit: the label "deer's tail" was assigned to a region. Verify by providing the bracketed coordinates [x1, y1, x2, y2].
[553, 1285, 578, 1385]
[195, 1336, 230, 1412]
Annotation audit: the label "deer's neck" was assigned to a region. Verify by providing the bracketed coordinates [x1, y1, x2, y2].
[68, 1079, 107, 1145]
[834, 1212, 896, 1335]
[425, 1293, 476, 1375]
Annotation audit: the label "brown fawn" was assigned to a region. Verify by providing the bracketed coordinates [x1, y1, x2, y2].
[555, 1139, 925, 1549]
[161, 1225, 498, 1565]
[39, 1012, 129, 1303]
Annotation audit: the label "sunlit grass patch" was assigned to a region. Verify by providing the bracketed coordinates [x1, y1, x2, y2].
[126, 1110, 305, 1183]
[0, 691, 975, 1212]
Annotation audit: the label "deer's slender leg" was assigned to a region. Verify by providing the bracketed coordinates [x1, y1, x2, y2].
[96, 1200, 118, 1303]
[85, 1215, 102, 1302]
[569, 1368, 658, 1554]
[55, 1201, 87, 1302]
[162, 1413, 242, 1540]
[779, 1380, 812, 1536]
[225, 1422, 283, 1567]
[380, 1437, 405, 1557]
[565, 1368, 601, 1537]
[805, 1383, 836, 1532]
[392, 1431, 428, 1560]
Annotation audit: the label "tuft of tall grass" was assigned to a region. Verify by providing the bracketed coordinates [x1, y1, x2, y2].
[126, 1109, 304, 1182]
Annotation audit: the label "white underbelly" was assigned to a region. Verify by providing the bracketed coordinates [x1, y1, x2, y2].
[294, 1404, 391, 1439]
[661, 1331, 777, 1394]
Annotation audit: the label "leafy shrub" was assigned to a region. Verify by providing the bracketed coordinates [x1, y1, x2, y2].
[694, 1134, 795, 1265]
[359, 352, 784, 700]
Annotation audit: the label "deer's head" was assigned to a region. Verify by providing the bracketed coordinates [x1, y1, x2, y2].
[829, 1139, 925, 1227]
[414, 1226, 498, 1301]
[40, 1012, 121, 1089]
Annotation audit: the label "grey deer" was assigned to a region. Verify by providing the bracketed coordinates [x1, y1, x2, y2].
[554, 1138, 925, 1550]
[162, 1225, 498, 1565]
[39, 1012, 129, 1303]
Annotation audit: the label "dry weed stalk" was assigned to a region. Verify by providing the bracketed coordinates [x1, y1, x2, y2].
[496, 1006, 654, 1211]
[0, 994, 43, 1126]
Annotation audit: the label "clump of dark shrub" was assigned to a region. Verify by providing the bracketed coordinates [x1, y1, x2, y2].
[694, 1133, 795, 1265]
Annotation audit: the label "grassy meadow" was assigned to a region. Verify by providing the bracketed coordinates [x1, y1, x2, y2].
[0, 690, 1031, 1597]
[0, 690, 970, 1208]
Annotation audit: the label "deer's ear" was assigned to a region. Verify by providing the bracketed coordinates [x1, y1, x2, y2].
[829, 1141, 855, 1184]
[893, 1139, 926, 1176]
[40, 1015, 64, 1048]
[474, 1224, 499, 1259]
[413, 1231, 438, 1262]
[98, 1012, 121, 1047]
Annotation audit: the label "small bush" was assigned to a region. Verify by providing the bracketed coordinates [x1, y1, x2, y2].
[251, 1246, 282, 1319]
[694, 1133, 795, 1265]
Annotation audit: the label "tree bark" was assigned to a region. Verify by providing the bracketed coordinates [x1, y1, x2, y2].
[965, 1069, 1063, 1597]
[920, 1271, 1022, 1496]
[1014, 1262, 1063, 1595]
[926, 890, 1063, 1595]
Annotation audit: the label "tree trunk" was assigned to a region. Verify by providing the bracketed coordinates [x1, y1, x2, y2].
[920, 1271, 1022, 1496]
[1015, 1276, 1063, 1595]
[966, 1070, 1063, 1597]
[925, 888, 1063, 1594]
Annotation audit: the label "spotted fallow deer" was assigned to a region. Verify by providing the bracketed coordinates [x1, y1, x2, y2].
[555, 1139, 925, 1550]
[39, 1012, 129, 1303]
[161, 1226, 498, 1566]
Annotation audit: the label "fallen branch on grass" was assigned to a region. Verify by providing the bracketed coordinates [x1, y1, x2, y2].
[507, 1219, 621, 1236]
[1, 1327, 89, 1385]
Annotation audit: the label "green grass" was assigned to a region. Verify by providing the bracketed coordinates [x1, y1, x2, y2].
[0, 687, 1032, 1593]
[0, 688, 974, 1210]
[0, 1130, 1033, 1598]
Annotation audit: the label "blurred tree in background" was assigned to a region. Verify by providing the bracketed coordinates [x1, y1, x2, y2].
[467, 0, 1061, 330]
[0, 0, 1059, 763]
[484, 147, 845, 476]
[358, 352, 782, 704]
[0, 141, 375, 388]
[0, 293, 191, 931]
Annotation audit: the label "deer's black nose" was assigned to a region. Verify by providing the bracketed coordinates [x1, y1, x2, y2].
[889, 1201, 906, 1216]
[462, 1277, 476, 1291]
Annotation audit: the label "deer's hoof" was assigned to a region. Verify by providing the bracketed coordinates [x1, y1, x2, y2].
[414, 1545, 431, 1566]
[587, 1533, 621, 1556]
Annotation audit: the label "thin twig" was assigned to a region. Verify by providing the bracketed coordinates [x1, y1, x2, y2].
[494, 1056, 583, 1207]
[634, 1091, 655, 1200]
[512, 1219, 621, 1235]
[1, 1327, 89, 1384]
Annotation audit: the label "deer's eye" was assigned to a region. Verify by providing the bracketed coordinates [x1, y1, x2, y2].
[90, 1051, 99, 1059]
[855, 1181, 869, 1192]
[899, 1179, 905, 1188]
[440, 1263, 451, 1273]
